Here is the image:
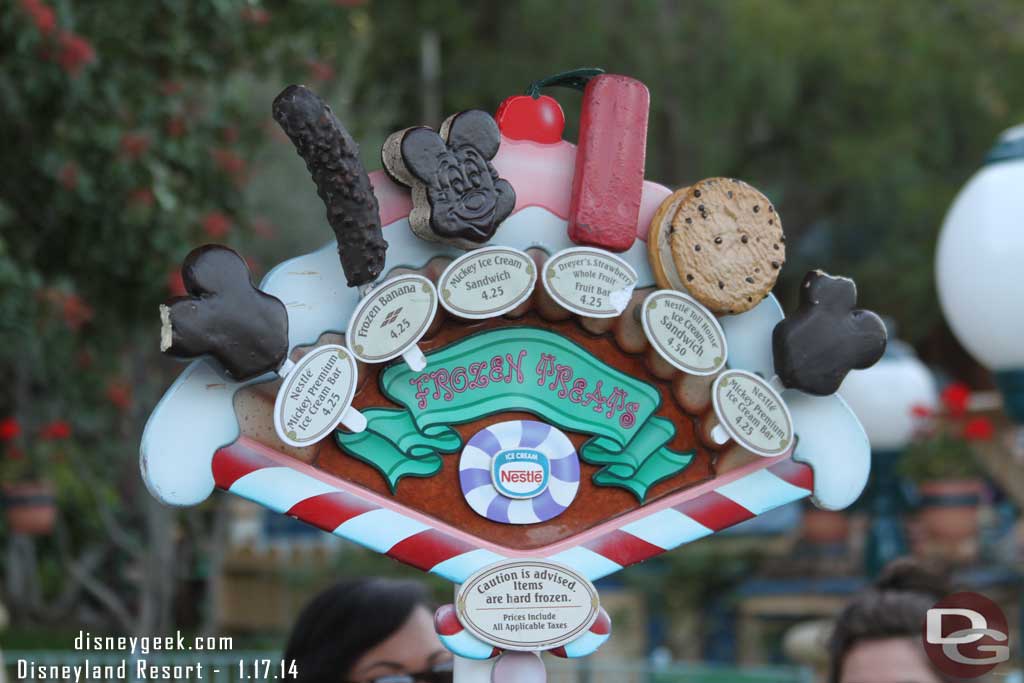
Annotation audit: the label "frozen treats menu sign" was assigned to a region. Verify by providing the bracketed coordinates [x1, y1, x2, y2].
[456, 560, 600, 651]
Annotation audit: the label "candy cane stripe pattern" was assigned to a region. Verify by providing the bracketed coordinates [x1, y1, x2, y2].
[212, 436, 813, 584]
[549, 608, 612, 659]
[435, 604, 500, 660]
[459, 420, 580, 524]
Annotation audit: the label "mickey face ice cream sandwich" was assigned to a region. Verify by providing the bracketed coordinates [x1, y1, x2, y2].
[383, 110, 516, 250]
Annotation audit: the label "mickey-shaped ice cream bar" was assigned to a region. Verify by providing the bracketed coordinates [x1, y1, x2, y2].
[772, 270, 887, 396]
[707, 269, 887, 455]
[160, 245, 366, 446]
[648, 178, 784, 315]
[272, 84, 388, 287]
[160, 245, 289, 380]
[382, 110, 515, 250]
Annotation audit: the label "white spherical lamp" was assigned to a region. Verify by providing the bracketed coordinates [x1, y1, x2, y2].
[936, 124, 1024, 421]
[839, 341, 938, 452]
[839, 337, 937, 574]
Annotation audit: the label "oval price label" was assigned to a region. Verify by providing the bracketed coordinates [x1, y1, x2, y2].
[346, 274, 438, 364]
[274, 345, 358, 447]
[439, 246, 536, 319]
[542, 247, 638, 318]
[712, 369, 794, 457]
[641, 290, 727, 376]
[456, 560, 600, 651]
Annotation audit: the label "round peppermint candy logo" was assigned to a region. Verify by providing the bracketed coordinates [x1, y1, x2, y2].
[491, 448, 550, 499]
[459, 420, 580, 525]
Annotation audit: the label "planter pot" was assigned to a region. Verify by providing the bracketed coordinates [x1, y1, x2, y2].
[916, 479, 984, 543]
[801, 507, 850, 544]
[2, 481, 57, 535]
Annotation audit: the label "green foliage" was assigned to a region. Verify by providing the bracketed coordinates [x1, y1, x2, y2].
[0, 0, 386, 629]
[898, 431, 984, 482]
[625, 542, 762, 611]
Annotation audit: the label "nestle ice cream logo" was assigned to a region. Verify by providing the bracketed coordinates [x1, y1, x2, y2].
[491, 449, 550, 499]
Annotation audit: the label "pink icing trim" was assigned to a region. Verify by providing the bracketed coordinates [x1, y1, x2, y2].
[371, 137, 672, 242]
[369, 170, 412, 227]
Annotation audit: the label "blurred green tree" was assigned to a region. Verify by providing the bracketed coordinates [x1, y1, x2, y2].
[0, 0, 390, 635]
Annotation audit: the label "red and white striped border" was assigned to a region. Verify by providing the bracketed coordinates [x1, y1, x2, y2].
[213, 436, 813, 584]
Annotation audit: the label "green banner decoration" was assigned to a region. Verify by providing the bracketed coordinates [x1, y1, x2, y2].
[337, 408, 462, 492]
[336, 327, 694, 501]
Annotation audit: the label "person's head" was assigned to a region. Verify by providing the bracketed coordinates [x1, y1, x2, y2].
[283, 577, 452, 683]
[829, 558, 951, 683]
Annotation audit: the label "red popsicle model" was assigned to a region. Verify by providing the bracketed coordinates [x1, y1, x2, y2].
[568, 74, 650, 252]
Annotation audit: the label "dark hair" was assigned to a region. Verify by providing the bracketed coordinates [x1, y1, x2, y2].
[283, 577, 431, 682]
[829, 558, 951, 683]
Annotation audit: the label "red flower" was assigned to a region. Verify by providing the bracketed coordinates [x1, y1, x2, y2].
[306, 59, 335, 82]
[61, 293, 93, 331]
[106, 381, 132, 411]
[56, 30, 96, 76]
[211, 148, 247, 178]
[119, 132, 151, 160]
[160, 80, 183, 96]
[40, 420, 72, 440]
[0, 417, 21, 441]
[20, 0, 55, 36]
[166, 115, 187, 138]
[167, 269, 186, 297]
[251, 216, 275, 239]
[58, 161, 79, 190]
[128, 187, 154, 207]
[201, 211, 232, 239]
[265, 120, 290, 144]
[245, 256, 262, 279]
[240, 6, 270, 24]
[910, 404, 933, 418]
[940, 382, 971, 417]
[962, 416, 995, 442]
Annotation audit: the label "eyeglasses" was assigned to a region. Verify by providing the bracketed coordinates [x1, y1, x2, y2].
[353, 660, 454, 683]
